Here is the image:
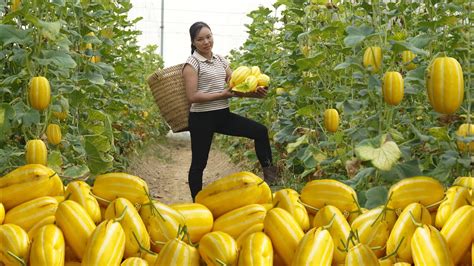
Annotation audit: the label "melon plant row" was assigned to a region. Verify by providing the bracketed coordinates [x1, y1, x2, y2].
[0, 0, 166, 176]
[225, 0, 471, 203]
[25, 76, 61, 165]
[362, 46, 465, 115]
[361, 47, 471, 152]
[1, 165, 472, 265]
[322, 49, 468, 136]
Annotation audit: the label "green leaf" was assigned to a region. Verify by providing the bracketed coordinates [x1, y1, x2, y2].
[9, 49, 28, 65]
[343, 167, 376, 188]
[428, 127, 450, 142]
[286, 135, 308, 154]
[297, 31, 309, 42]
[426, 151, 459, 182]
[364, 186, 388, 209]
[39, 20, 61, 40]
[334, 56, 366, 72]
[85, 72, 105, 85]
[355, 135, 401, 171]
[95, 62, 115, 73]
[39, 50, 77, 69]
[368, 74, 381, 89]
[273, 126, 295, 143]
[0, 148, 24, 175]
[379, 168, 401, 183]
[0, 104, 15, 143]
[0, 25, 32, 45]
[300, 167, 316, 179]
[312, 151, 327, 163]
[269, 58, 284, 72]
[394, 160, 423, 178]
[344, 25, 374, 47]
[405, 66, 426, 83]
[56, 35, 74, 50]
[348, 128, 371, 143]
[274, 0, 291, 8]
[308, 0, 326, 4]
[410, 124, 434, 142]
[85, 134, 111, 153]
[308, 25, 344, 41]
[409, 34, 435, 49]
[22, 15, 64, 45]
[296, 105, 316, 117]
[63, 164, 90, 179]
[342, 99, 363, 115]
[48, 150, 63, 173]
[302, 147, 317, 168]
[425, 162, 454, 182]
[295, 86, 313, 97]
[51, 0, 66, 6]
[390, 41, 429, 56]
[22, 109, 41, 127]
[296, 52, 324, 70]
[84, 34, 102, 45]
[457, 158, 471, 168]
[388, 128, 405, 142]
[82, 110, 114, 145]
[84, 135, 114, 174]
[334, 61, 351, 71]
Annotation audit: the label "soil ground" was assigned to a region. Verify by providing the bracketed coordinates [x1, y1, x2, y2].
[127, 133, 244, 204]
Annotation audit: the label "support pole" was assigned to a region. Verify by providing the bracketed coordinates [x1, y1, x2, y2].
[160, 0, 164, 57]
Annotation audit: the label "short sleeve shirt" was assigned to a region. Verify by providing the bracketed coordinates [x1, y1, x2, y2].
[185, 51, 230, 112]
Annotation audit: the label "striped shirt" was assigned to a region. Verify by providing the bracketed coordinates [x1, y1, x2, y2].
[185, 51, 230, 112]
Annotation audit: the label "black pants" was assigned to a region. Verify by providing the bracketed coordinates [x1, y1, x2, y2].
[188, 108, 272, 200]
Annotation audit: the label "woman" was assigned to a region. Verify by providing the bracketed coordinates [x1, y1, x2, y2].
[182, 21, 278, 201]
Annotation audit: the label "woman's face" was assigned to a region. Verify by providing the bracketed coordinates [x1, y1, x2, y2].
[193, 27, 213, 54]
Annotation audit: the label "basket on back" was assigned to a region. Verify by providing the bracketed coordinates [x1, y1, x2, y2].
[147, 64, 190, 132]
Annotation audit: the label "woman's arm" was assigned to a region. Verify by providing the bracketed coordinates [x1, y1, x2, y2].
[183, 64, 234, 103]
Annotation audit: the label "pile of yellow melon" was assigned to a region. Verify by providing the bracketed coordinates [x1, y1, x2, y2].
[230, 66, 270, 93]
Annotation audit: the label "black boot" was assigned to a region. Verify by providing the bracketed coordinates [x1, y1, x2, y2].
[263, 166, 279, 185]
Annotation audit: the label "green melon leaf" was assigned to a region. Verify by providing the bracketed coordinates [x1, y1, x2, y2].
[355, 136, 401, 171]
[286, 135, 308, 154]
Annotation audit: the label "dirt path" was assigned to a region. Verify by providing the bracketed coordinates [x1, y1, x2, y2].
[127, 133, 244, 204]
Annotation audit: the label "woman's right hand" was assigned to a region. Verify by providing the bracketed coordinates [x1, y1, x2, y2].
[221, 88, 235, 99]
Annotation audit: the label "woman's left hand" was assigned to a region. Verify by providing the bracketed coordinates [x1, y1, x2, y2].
[254, 86, 268, 98]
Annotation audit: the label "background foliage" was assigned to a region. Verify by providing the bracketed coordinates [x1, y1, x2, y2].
[223, 0, 472, 207]
[0, 0, 167, 179]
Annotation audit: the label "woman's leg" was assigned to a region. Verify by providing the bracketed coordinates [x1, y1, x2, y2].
[188, 111, 216, 201]
[216, 110, 273, 167]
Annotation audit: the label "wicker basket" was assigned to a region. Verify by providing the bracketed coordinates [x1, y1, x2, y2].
[147, 64, 190, 132]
